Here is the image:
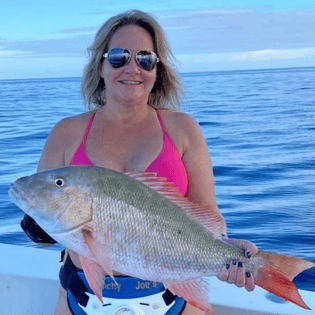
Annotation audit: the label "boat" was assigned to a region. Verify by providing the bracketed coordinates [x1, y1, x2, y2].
[0, 243, 314, 314]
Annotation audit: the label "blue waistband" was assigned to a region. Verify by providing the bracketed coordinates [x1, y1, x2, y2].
[59, 252, 186, 315]
[68, 272, 186, 315]
[77, 272, 166, 298]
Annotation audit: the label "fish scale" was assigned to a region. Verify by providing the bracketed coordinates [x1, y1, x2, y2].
[9, 166, 315, 313]
[94, 190, 223, 280]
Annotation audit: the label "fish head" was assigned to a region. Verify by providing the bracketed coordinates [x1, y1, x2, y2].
[9, 166, 95, 235]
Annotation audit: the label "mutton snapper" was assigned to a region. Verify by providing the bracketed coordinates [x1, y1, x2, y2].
[9, 166, 315, 313]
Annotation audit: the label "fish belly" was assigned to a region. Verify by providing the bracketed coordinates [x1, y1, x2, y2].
[90, 195, 242, 282]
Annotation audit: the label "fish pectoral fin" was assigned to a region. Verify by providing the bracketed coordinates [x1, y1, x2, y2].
[79, 255, 106, 304]
[165, 278, 214, 314]
[82, 230, 116, 282]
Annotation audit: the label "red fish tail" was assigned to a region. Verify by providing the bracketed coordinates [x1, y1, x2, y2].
[255, 251, 315, 310]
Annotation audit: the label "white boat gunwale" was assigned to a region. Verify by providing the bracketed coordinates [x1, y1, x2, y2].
[0, 243, 314, 315]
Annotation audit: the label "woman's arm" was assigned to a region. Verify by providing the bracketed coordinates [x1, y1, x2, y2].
[37, 118, 71, 172]
[171, 112, 257, 315]
[180, 113, 226, 232]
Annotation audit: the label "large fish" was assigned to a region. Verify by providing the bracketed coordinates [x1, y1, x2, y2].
[9, 166, 314, 313]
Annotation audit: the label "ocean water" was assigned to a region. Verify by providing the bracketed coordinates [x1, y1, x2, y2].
[0, 67, 314, 290]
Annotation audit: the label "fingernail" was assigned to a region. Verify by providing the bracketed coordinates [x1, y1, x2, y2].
[226, 264, 230, 269]
[246, 251, 252, 258]
[246, 271, 251, 278]
[232, 259, 237, 266]
[238, 262, 243, 268]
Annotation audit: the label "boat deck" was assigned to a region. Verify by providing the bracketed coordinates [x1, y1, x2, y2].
[0, 244, 314, 314]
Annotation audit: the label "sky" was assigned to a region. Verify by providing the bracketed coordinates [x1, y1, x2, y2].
[0, 0, 315, 79]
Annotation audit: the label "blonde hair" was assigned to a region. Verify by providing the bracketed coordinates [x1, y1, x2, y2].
[82, 10, 184, 111]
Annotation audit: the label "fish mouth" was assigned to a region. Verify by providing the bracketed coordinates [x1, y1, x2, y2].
[8, 184, 31, 212]
[8, 184, 21, 202]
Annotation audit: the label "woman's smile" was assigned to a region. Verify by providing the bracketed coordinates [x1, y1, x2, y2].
[119, 80, 143, 85]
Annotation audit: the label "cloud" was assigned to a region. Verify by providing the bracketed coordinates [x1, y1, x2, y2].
[157, 8, 252, 19]
[2, 8, 315, 59]
[0, 34, 94, 58]
[233, 48, 315, 61]
[158, 8, 315, 54]
[0, 50, 29, 57]
[164, 26, 192, 30]
[61, 26, 98, 34]
[176, 47, 315, 73]
[2, 7, 315, 79]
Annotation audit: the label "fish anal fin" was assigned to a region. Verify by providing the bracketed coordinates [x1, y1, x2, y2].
[82, 230, 116, 282]
[79, 255, 105, 304]
[255, 251, 315, 309]
[125, 171, 226, 237]
[166, 278, 214, 314]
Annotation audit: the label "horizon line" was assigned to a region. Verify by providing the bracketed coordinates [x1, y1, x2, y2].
[1, 65, 314, 82]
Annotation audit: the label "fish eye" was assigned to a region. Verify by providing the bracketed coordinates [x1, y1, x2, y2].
[55, 178, 65, 187]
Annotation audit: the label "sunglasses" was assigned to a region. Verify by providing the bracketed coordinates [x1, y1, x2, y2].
[103, 48, 159, 71]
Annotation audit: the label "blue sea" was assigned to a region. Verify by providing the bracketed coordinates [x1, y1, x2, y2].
[0, 67, 314, 290]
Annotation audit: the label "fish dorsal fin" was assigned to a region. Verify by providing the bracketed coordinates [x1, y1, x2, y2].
[125, 172, 226, 237]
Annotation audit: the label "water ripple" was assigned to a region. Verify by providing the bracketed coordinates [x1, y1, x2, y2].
[1, 69, 315, 287]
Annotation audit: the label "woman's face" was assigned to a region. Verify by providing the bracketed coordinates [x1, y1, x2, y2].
[100, 25, 157, 106]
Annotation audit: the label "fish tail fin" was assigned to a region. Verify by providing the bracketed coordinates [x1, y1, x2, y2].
[255, 251, 315, 310]
[166, 278, 214, 314]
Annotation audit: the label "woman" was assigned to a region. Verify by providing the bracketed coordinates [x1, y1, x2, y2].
[22, 9, 258, 315]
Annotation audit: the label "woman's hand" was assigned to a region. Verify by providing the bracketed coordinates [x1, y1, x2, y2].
[216, 238, 258, 292]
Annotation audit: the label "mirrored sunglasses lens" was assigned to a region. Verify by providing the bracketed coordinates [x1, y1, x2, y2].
[136, 52, 157, 71]
[108, 49, 130, 68]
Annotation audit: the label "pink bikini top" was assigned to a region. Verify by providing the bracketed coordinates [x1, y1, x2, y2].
[69, 111, 188, 196]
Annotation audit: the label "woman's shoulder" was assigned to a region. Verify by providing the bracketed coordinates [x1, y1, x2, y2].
[158, 109, 201, 138]
[37, 111, 96, 171]
[43, 111, 95, 153]
[55, 111, 94, 130]
[52, 111, 95, 139]
[157, 109, 201, 154]
[158, 109, 197, 127]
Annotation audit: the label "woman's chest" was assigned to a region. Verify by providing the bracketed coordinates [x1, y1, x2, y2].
[86, 124, 164, 172]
